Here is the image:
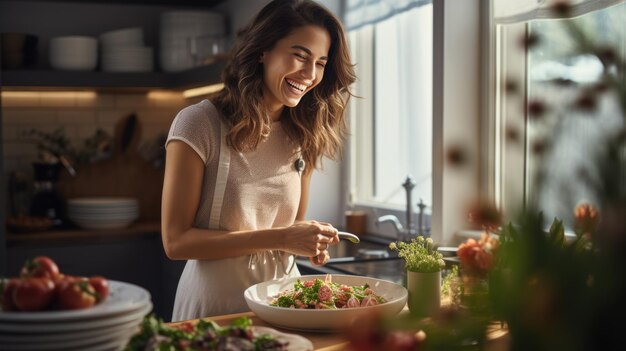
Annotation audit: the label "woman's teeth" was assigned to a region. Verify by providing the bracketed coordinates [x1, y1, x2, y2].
[286, 79, 306, 93]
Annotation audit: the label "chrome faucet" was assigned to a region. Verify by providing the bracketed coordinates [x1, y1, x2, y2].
[417, 198, 430, 237]
[376, 175, 417, 242]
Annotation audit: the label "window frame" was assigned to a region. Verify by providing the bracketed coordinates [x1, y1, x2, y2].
[343, 0, 484, 244]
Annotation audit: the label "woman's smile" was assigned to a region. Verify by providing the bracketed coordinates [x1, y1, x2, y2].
[285, 78, 310, 96]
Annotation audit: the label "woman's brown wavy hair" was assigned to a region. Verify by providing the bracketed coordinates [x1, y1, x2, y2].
[211, 0, 356, 170]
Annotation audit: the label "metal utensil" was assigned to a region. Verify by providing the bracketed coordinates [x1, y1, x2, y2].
[338, 231, 360, 243]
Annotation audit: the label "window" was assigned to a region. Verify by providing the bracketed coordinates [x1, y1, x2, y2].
[347, 3, 433, 213]
[493, 0, 626, 229]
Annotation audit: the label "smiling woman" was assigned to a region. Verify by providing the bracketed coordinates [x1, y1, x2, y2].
[160, 0, 356, 321]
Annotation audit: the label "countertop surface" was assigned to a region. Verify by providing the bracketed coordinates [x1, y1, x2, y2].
[168, 310, 509, 351]
[169, 311, 350, 351]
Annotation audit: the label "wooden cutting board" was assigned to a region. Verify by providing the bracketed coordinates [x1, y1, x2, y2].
[57, 114, 165, 221]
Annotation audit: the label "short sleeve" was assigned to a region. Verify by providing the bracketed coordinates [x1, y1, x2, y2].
[165, 101, 219, 165]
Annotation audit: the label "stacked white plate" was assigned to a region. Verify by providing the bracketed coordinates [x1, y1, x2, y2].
[68, 197, 139, 230]
[0, 280, 152, 351]
[49, 36, 98, 71]
[100, 27, 153, 72]
[160, 10, 226, 72]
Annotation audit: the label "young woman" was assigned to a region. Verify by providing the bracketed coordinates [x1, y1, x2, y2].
[161, 0, 356, 320]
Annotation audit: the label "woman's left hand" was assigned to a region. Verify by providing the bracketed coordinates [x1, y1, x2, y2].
[310, 250, 330, 266]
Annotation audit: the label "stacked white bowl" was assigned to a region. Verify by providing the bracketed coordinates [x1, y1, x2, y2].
[49, 36, 98, 71]
[68, 197, 139, 230]
[100, 27, 153, 72]
[0, 280, 152, 351]
[160, 10, 226, 72]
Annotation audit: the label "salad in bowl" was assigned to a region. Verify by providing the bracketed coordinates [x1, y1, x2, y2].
[270, 277, 386, 309]
[244, 274, 407, 331]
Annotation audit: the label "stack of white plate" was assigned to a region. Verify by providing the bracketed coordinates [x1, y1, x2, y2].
[0, 280, 152, 351]
[160, 10, 226, 72]
[68, 197, 139, 230]
[100, 27, 153, 72]
[49, 36, 98, 71]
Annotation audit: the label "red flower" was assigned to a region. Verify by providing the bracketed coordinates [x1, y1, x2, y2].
[574, 202, 600, 238]
[457, 233, 498, 277]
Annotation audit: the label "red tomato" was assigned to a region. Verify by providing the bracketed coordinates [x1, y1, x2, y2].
[20, 256, 60, 280]
[1, 278, 20, 311]
[88, 276, 109, 302]
[57, 280, 97, 310]
[12, 277, 55, 311]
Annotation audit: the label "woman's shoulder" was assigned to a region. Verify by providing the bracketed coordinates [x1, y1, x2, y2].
[176, 99, 221, 124]
[167, 99, 222, 164]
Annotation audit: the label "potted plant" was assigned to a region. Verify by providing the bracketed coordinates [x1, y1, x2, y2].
[389, 236, 445, 317]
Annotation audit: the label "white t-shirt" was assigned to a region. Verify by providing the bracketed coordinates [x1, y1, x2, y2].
[166, 99, 302, 321]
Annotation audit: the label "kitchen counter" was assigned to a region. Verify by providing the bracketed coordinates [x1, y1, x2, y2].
[169, 311, 350, 351]
[168, 310, 509, 351]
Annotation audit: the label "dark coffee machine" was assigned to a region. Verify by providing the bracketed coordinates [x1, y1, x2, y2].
[30, 162, 66, 228]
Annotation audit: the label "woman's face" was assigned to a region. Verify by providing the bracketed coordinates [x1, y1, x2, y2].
[260, 24, 331, 116]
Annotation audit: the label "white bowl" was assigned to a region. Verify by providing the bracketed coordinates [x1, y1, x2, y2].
[244, 274, 407, 332]
[49, 36, 97, 71]
[100, 27, 144, 48]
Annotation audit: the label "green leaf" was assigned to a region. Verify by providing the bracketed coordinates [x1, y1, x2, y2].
[231, 316, 252, 329]
[548, 217, 565, 246]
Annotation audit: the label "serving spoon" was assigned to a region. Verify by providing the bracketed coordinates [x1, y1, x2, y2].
[337, 231, 361, 243]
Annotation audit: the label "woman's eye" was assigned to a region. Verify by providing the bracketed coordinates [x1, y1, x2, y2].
[316, 62, 326, 68]
[294, 53, 306, 59]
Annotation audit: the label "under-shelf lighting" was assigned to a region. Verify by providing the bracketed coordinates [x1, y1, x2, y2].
[1, 91, 96, 99]
[147, 90, 184, 100]
[182, 83, 224, 98]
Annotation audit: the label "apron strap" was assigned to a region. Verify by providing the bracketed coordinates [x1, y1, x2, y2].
[209, 122, 231, 229]
[210, 121, 296, 276]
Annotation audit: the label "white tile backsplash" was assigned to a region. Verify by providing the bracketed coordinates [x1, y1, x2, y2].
[3, 109, 57, 125]
[56, 110, 97, 125]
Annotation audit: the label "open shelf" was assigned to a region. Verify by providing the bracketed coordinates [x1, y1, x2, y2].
[6, 220, 161, 245]
[0, 60, 227, 92]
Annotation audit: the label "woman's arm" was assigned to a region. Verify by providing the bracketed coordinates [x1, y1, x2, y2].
[161, 141, 336, 261]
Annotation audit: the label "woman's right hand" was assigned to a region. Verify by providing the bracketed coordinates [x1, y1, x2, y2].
[282, 220, 339, 257]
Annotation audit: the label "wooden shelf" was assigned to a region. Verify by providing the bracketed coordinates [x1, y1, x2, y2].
[0, 60, 227, 91]
[6, 220, 161, 245]
[1, 0, 227, 7]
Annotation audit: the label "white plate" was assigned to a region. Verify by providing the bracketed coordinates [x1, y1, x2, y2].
[244, 274, 407, 332]
[0, 326, 137, 350]
[67, 198, 138, 207]
[0, 302, 151, 333]
[0, 280, 151, 322]
[253, 326, 313, 351]
[0, 315, 140, 343]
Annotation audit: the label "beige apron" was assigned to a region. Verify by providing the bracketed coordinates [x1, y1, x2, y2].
[171, 122, 299, 321]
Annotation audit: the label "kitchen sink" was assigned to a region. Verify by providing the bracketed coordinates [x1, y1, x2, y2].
[296, 235, 459, 286]
[296, 235, 406, 284]
[326, 235, 395, 260]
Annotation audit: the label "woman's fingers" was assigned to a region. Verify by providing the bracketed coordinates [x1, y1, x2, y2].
[316, 241, 329, 253]
[310, 250, 330, 266]
[286, 220, 339, 257]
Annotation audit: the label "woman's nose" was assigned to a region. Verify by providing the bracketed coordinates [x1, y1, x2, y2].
[300, 61, 316, 81]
